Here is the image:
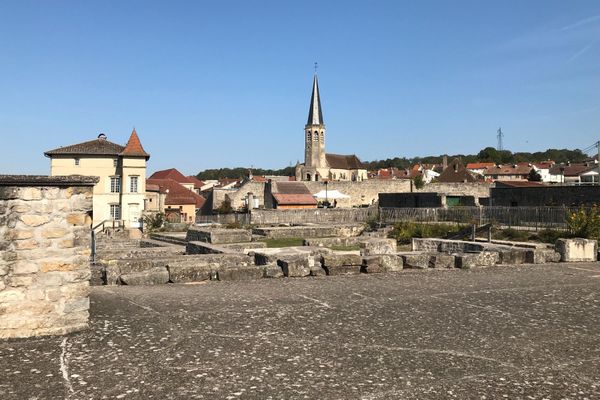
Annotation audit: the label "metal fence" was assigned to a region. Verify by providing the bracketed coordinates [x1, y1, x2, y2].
[380, 206, 578, 230]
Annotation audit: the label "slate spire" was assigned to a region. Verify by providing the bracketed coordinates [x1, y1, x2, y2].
[306, 74, 324, 126]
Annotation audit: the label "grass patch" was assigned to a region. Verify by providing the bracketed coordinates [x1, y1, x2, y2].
[263, 237, 305, 248]
[388, 222, 467, 244]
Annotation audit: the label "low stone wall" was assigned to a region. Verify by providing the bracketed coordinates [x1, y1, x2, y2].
[252, 224, 365, 239]
[186, 226, 252, 244]
[0, 175, 97, 339]
[250, 208, 378, 225]
[556, 238, 598, 262]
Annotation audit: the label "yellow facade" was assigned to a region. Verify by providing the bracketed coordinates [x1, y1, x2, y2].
[49, 155, 147, 228]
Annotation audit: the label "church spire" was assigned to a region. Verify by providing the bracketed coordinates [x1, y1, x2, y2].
[306, 74, 324, 126]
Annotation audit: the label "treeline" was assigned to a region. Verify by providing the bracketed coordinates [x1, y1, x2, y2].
[195, 148, 589, 179]
[196, 166, 295, 180]
[363, 147, 589, 171]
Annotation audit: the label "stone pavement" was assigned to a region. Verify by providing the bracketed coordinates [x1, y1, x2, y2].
[2, 263, 600, 399]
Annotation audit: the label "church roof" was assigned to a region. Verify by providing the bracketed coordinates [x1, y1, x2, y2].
[326, 153, 364, 170]
[120, 128, 150, 158]
[306, 74, 324, 125]
[44, 135, 125, 157]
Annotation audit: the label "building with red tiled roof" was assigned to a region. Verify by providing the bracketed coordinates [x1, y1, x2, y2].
[483, 164, 533, 181]
[265, 181, 317, 209]
[437, 159, 478, 183]
[44, 129, 150, 229]
[146, 178, 205, 223]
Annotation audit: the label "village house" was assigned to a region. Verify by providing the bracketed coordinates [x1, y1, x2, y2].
[264, 181, 318, 209]
[145, 177, 205, 222]
[44, 129, 149, 229]
[483, 164, 533, 181]
[548, 162, 599, 184]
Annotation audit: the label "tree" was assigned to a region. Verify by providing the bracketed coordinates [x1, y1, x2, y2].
[527, 169, 542, 182]
[216, 197, 233, 214]
[413, 175, 425, 189]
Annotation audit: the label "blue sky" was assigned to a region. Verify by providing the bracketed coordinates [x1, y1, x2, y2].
[1, 1, 599, 175]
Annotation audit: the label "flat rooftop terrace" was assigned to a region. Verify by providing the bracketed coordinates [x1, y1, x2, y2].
[2, 263, 600, 399]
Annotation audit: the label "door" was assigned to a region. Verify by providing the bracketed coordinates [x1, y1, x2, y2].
[129, 203, 140, 228]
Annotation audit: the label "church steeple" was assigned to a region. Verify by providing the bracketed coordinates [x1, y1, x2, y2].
[304, 73, 326, 171]
[307, 74, 324, 126]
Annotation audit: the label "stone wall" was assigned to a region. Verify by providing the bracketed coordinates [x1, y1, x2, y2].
[250, 208, 378, 225]
[212, 181, 266, 211]
[0, 175, 97, 339]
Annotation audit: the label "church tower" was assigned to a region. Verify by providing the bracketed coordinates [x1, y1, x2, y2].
[304, 74, 327, 169]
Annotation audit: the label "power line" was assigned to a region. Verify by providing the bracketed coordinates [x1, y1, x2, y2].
[496, 127, 504, 151]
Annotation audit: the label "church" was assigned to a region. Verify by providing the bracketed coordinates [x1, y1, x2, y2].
[295, 74, 368, 182]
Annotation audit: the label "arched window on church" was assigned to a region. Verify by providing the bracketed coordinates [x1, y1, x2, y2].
[314, 131, 319, 141]
[307, 132, 311, 141]
[320, 132, 324, 143]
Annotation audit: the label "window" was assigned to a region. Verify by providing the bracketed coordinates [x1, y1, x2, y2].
[110, 204, 121, 220]
[110, 176, 121, 193]
[113, 159, 118, 167]
[130, 176, 138, 193]
[74, 158, 80, 166]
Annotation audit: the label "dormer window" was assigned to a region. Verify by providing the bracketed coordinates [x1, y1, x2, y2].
[74, 158, 80, 166]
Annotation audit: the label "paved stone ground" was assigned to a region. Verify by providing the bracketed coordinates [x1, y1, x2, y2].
[2, 263, 600, 399]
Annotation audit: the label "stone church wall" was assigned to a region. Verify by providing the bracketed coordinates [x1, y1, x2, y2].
[0, 175, 96, 339]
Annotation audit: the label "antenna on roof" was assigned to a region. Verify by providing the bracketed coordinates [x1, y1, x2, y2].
[496, 127, 504, 151]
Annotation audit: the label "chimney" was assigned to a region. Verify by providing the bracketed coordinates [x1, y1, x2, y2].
[442, 156, 448, 171]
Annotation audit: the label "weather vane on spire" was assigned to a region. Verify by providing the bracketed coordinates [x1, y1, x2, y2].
[314, 62, 318, 74]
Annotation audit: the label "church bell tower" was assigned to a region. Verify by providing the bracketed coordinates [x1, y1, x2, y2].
[304, 74, 326, 169]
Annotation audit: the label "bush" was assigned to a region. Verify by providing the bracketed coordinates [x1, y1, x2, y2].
[216, 198, 233, 214]
[388, 222, 466, 244]
[143, 212, 165, 232]
[225, 221, 241, 229]
[535, 229, 565, 244]
[567, 206, 600, 240]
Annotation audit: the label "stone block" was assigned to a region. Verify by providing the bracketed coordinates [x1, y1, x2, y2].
[321, 253, 363, 268]
[0, 289, 26, 303]
[497, 249, 529, 265]
[525, 249, 561, 264]
[14, 239, 39, 250]
[186, 227, 252, 244]
[167, 265, 213, 283]
[4, 229, 34, 240]
[555, 238, 598, 262]
[362, 254, 403, 273]
[0, 187, 19, 200]
[12, 262, 39, 275]
[455, 252, 500, 269]
[19, 187, 42, 200]
[325, 265, 361, 275]
[359, 238, 397, 256]
[66, 213, 88, 226]
[277, 256, 312, 277]
[120, 269, 170, 285]
[217, 267, 264, 281]
[10, 203, 31, 213]
[40, 262, 78, 273]
[8, 275, 35, 287]
[428, 254, 455, 269]
[399, 252, 430, 269]
[63, 297, 90, 313]
[263, 264, 284, 278]
[20, 214, 50, 227]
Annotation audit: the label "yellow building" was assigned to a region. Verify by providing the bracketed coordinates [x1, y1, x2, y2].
[44, 130, 150, 229]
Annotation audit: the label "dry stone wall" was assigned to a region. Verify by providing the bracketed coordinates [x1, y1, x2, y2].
[0, 175, 96, 339]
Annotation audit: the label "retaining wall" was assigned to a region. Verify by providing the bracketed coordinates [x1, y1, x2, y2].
[0, 175, 96, 339]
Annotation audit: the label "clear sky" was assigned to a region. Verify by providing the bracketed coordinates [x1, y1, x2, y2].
[1, 0, 599, 176]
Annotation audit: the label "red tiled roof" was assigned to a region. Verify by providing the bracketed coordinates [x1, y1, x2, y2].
[437, 159, 478, 183]
[252, 176, 267, 182]
[466, 162, 495, 169]
[186, 175, 205, 189]
[485, 165, 532, 175]
[120, 129, 150, 158]
[146, 178, 205, 208]
[326, 153, 364, 170]
[149, 168, 194, 183]
[549, 164, 595, 177]
[146, 183, 160, 191]
[44, 136, 125, 156]
[495, 181, 546, 188]
[273, 193, 318, 205]
[273, 181, 312, 195]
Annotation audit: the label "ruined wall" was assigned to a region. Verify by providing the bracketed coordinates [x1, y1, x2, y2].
[0, 175, 96, 339]
[250, 207, 378, 225]
[211, 181, 266, 211]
